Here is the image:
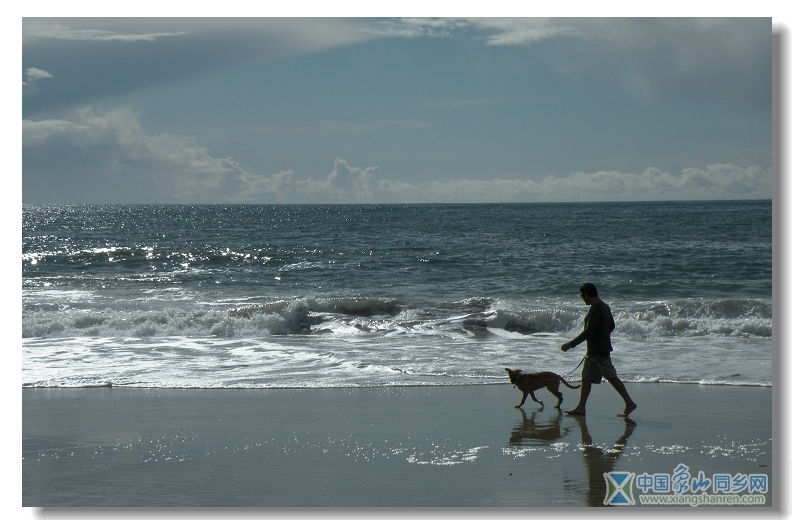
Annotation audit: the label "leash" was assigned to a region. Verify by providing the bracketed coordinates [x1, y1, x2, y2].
[562, 355, 586, 378]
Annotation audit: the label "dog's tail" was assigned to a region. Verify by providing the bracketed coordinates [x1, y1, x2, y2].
[560, 377, 581, 389]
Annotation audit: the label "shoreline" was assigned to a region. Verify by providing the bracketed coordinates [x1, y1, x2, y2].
[21, 380, 775, 389]
[23, 383, 773, 507]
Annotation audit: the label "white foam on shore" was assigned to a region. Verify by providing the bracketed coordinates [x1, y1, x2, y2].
[22, 332, 772, 389]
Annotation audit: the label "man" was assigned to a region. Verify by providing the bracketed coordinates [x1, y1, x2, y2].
[561, 283, 637, 417]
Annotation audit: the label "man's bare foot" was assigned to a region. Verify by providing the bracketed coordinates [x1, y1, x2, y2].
[618, 402, 637, 417]
[566, 409, 586, 416]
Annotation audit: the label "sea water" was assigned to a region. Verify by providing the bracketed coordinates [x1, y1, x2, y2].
[22, 201, 772, 389]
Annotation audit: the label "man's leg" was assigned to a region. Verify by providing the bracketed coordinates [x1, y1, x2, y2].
[607, 376, 637, 417]
[566, 380, 592, 415]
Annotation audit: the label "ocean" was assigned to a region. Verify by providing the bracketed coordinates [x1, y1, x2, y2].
[22, 201, 772, 389]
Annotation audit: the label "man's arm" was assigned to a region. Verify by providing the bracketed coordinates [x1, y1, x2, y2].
[561, 330, 588, 351]
[561, 306, 603, 351]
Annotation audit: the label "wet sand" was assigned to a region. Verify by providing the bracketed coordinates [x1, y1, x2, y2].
[23, 383, 773, 508]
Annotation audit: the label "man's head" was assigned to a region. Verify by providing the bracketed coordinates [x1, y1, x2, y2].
[579, 282, 599, 305]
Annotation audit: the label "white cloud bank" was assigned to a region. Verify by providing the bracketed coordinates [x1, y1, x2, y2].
[237, 162, 771, 204]
[23, 107, 770, 204]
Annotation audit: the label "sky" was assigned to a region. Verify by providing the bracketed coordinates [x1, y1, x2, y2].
[21, 16, 775, 204]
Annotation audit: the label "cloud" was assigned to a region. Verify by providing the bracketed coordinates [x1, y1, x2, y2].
[22, 107, 427, 203]
[359, 18, 469, 39]
[361, 17, 579, 44]
[23, 106, 237, 172]
[373, 17, 770, 109]
[528, 164, 772, 202]
[237, 158, 383, 203]
[22, 104, 770, 203]
[22, 68, 55, 99]
[23, 20, 189, 42]
[22, 18, 380, 115]
[23, 67, 54, 86]
[23, 107, 247, 201]
[464, 17, 582, 45]
[22, 17, 770, 118]
[434, 164, 770, 203]
[231, 160, 770, 204]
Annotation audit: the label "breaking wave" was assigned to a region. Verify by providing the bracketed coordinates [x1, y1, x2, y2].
[22, 296, 771, 340]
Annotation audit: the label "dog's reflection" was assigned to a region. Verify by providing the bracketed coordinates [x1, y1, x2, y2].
[509, 408, 570, 446]
[564, 415, 637, 507]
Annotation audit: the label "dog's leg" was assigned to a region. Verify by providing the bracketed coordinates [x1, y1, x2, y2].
[529, 391, 544, 408]
[515, 391, 529, 408]
[547, 381, 564, 408]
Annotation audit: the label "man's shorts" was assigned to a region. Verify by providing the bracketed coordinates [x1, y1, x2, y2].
[582, 354, 618, 384]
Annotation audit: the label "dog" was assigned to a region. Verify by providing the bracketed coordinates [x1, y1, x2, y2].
[505, 368, 581, 409]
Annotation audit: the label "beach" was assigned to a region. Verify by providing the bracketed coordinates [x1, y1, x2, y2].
[23, 382, 773, 508]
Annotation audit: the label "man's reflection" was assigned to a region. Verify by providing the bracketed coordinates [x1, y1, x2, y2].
[564, 415, 637, 506]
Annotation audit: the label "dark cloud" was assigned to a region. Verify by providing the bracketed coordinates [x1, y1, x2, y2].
[23, 18, 772, 117]
[22, 18, 376, 117]
[464, 17, 772, 110]
[588, 18, 772, 110]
